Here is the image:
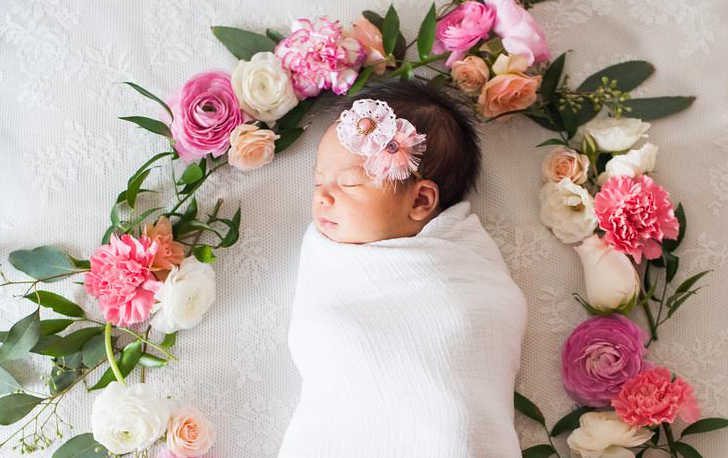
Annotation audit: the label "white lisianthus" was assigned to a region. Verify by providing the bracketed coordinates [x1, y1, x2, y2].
[567, 411, 653, 458]
[231, 51, 299, 123]
[575, 235, 641, 312]
[583, 117, 651, 152]
[597, 142, 658, 185]
[539, 178, 598, 244]
[91, 382, 171, 455]
[151, 256, 216, 334]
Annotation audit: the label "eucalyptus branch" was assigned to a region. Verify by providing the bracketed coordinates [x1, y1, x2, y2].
[116, 326, 178, 361]
[0, 270, 88, 289]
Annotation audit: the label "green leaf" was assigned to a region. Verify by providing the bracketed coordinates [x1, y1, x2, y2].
[676, 271, 710, 294]
[49, 352, 83, 395]
[428, 74, 448, 90]
[82, 334, 113, 367]
[172, 197, 198, 238]
[211, 26, 277, 60]
[52, 433, 109, 458]
[179, 162, 204, 184]
[265, 28, 285, 44]
[362, 10, 406, 63]
[122, 81, 174, 121]
[536, 138, 568, 147]
[160, 332, 178, 350]
[541, 52, 566, 103]
[664, 252, 679, 283]
[577, 60, 655, 92]
[276, 98, 315, 131]
[101, 225, 116, 245]
[127, 152, 174, 187]
[119, 116, 173, 138]
[0, 308, 41, 363]
[275, 127, 305, 154]
[89, 340, 142, 390]
[38, 327, 104, 357]
[622, 96, 696, 121]
[23, 291, 85, 318]
[522, 444, 555, 458]
[399, 62, 414, 81]
[550, 406, 593, 436]
[40, 319, 76, 336]
[8, 246, 77, 282]
[126, 168, 152, 208]
[69, 256, 91, 269]
[663, 203, 686, 252]
[347, 66, 375, 96]
[667, 289, 701, 319]
[193, 245, 218, 264]
[514, 391, 545, 426]
[139, 353, 167, 367]
[382, 5, 400, 57]
[417, 3, 437, 61]
[0, 393, 44, 425]
[673, 442, 704, 458]
[216, 207, 241, 248]
[125, 207, 165, 231]
[681, 418, 728, 437]
[0, 367, 22, 396]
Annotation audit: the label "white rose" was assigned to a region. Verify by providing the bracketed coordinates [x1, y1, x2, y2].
[539, 178, 598, 244]
[91, 382, 171, 454]
[597, 142, 658, 185]
[567, 411, 653, 458]
[575, 235, 641, 312]
[231, 51, 299, 123]
[583, 117, 650, 152]
[151, 256, 216, 334]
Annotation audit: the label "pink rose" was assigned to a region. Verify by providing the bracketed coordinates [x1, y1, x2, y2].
[344, 16, 395, 75]
[167, 70, 251, 163]
[541, 146, 590, 184]
[166, 406, 215, 457]
[594, 175, 679, 263]
[435, 1, 496, 67]
[85, 234, 162, 327]
[484, 0, 550, 65]
[451, 56, 490, 95]
[477, 72, 541, 120]
[612, 366, 701, 427]
[228, 124, 280, 172]
[143, 215, 185, 281]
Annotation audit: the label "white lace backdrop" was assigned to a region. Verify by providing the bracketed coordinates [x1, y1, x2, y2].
[1, 1, 726, 457]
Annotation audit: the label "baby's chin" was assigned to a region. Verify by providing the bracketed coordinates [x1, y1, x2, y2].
[314, 220, 369, 245]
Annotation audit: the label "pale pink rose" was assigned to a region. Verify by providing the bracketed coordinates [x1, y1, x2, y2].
[612, 366, 701, 427]
[166, 406, 215, 457]
[541, 146, 590, 184]
[228, 124, 280, 171]
[344, 16, 395, 75]
[156, 449, 182, 458]
[484, 0, 550, 65]
[451, 56, 490, 95]
[85, 234, 162, 327]
[143, 216, 185, 281]
[477, 73, 542, 119]
[435, 1, 496, 67]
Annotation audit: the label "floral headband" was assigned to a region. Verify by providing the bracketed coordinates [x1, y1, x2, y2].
[336, 99, 426, 184]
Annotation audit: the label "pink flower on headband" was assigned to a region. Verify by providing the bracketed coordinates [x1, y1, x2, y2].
[364, 118, 425, 183]
[337, 99, 397, 156]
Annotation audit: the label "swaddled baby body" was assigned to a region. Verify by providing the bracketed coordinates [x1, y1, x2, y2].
[278, 81, 527, 458]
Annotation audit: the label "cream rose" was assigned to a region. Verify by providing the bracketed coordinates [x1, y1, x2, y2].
[567, 411, 653, 458]
[150, 256, 216, 334]
[167, 406, 216, 457]
[231, 52, 299, 123]
[91, 382, 171, 454]
[477, 53, 541, 120]
[539, 178, 598, 244]
[541, 146, 590, 184]
[228, 123, 279, 172]
[597, 142, 658, 185]
[451, 56, 490, 95]
[583, 117, 651, 152]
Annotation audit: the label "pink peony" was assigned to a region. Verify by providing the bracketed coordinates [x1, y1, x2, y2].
[561, 315, 652, 407]
[594, 175, 679, 263]
[85, 234, 162, 327]
[275, 17, 366, 99]
[435, 1, 496, 67]
[167, 70, 251, 163]
[484, 0, 550, 65]
[612, 366, 701, 427]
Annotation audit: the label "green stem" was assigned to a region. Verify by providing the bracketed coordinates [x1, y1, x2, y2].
[186, 198, 223, 256]
[642, 299, 659, 347]
[384, 54, 449, 79]
[116, 326, 178, 361]
[105, 322, 125, 385]
[663, 422, 679, 457]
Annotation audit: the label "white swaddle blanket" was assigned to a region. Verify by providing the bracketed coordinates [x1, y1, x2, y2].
[278, 201, 528, 458]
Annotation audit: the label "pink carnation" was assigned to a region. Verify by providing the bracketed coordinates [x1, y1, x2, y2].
[594, 175, 679, 263]
[612, 366, 701, 427]
[274, 17, 366, 99]
[85, 234, 162, 327]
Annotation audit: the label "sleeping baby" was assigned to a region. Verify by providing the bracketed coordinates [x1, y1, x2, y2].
[277, 80, 528, 458]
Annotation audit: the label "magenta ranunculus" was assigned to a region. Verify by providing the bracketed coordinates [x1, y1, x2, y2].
[561, 315, 651, 407]
[435, 1, 496, 67]
[594, 175, 680, 264]
[484, 0, 550, 65]
[274, 17, 366, 99]
[167, 70, 251, 163]
[85, 234, 162, 327]
[612, 366, 701, 427]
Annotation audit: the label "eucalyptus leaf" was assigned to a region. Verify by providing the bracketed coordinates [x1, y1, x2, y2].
[119, 116, 173, 138]
[622, 96, 696, 121]
[69, 256, 90, 269]
[0, 393, 44, 425]
[0, 308, 41, 363]
[417, 3, 437, 61]
[514, 391, 545, 426]
[122, 81, 174, 121]
[38, 327, 104, 357]
[82, 334, 115, 367]
[89, 340, 142, 390]
[0, 366, 22, 396]
[52, 433, 109, 458]
[40, 319, 76, 336]
[8, 246, 77, 282]
[265, 28, 285, 44]
[49, 352, 83, 395]
[23, 291, 85, 318]
[211, 26, 277, 60]
[521, 444, 555, 458]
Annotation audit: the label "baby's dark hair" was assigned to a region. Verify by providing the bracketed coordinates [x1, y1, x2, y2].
[332, 80, 482, 210]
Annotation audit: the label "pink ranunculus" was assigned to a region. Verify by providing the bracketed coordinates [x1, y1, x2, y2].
[167, 70, 252, 163]
[435, 1, 496, 67]
[484, 0, 550, 65]
[85, 234, 162, 327]
[561, 315, 652, 407]
[594, 175, 680, 264]
[612, 366, 701, 427]
[275, 17, 366, 99]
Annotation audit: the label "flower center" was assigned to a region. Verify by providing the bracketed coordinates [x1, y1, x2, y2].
[356, 117, 376, 136]
[385, 140, 399, 154]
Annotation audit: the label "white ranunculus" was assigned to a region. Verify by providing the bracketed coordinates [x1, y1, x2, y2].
[539, 178, 598, 244]
[597, 142, 658, 185]
[151, 256, 216, 334]
[91, 382, 171, 454]
[231, 51, 299, 123]
[575, 234, 641, 312]
[567, 411, 653, 458]
[583, 117, 651, 152]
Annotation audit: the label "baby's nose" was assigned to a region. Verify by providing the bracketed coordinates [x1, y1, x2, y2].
[318, 192, 334, 206]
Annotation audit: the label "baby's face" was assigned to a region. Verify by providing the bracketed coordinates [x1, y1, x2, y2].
[312, 124, 415, 244]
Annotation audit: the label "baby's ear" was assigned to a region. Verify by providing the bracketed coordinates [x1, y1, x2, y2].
[409, 179, 439, 222]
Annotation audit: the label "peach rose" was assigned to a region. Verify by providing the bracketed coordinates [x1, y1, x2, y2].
[228, 124, 280, 172]
[344, 16, 395, 75]
[166, 406, 215, 457]
[541, 146, 590, 184]
[143, 216, 185, 281]
[477, 73, 541, 120]
[451, 56, 490, 95]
